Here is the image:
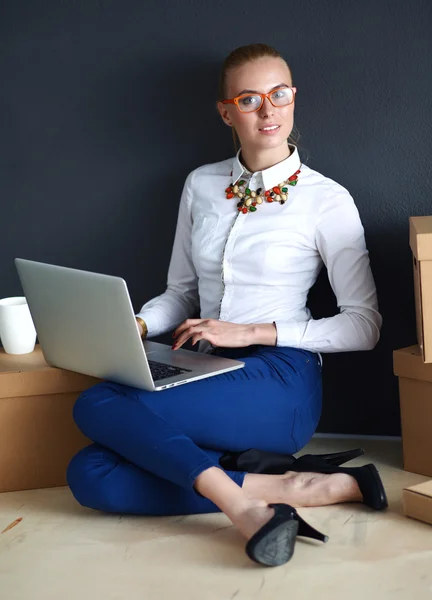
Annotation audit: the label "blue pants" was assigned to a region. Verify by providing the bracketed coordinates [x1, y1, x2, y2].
[67, 345, 322, 516]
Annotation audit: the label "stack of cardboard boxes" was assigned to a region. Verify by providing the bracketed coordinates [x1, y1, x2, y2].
[0, 346, 98, 492]
[394, 216, 432, 525]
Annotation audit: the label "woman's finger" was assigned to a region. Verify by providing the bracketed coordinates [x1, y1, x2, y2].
[172, 319, 204, 339]
[173, 325, 203, 349]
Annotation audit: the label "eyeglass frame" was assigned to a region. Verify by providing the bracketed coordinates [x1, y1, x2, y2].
[221, 86, 297, 113]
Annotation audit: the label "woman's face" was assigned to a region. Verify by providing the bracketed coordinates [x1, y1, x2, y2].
[218, 57, 295, 153]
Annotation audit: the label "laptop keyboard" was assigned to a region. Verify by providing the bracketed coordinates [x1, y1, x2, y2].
[148, 360, 192, 382]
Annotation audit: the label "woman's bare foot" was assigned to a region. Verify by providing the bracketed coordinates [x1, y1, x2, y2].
[193, 466, 360, 549]
[242, 471, 363, 507]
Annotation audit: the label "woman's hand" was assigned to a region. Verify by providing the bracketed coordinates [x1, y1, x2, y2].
[172, 319, 277, 350]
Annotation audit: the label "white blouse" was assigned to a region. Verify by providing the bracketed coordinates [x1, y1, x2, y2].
[136, 146, 382, 355]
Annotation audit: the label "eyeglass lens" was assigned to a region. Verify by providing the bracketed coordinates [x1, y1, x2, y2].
[238, 88, 294, 112]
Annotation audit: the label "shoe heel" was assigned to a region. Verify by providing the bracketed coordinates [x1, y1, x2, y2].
[296, 514, 329, 543]
[312, 448, 365, 466]
[269, 504, 329, 543]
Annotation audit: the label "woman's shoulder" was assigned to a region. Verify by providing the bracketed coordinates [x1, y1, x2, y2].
[186, 157, 233, 186]
[300, 163, 356, 212]
[301, 163, 351, 197]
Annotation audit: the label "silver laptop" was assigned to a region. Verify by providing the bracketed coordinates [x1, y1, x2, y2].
[15, 258, 244, 391]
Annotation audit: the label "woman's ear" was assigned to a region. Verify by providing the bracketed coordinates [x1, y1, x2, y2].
[216, 101, 233, 127]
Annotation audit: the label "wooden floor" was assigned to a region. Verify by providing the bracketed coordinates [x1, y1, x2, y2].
[0, 437, 431, 600]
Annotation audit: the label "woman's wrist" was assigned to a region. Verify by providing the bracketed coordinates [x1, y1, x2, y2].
[136, 317, 148, 339]
[248, 323, 277, 346]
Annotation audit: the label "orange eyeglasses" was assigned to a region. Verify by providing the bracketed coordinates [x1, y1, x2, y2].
[221, 86, 297, 113]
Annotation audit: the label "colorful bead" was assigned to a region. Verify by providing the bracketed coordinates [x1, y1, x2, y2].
[225, 187, 232, 193]
[245, 198, 252, 207]
[288, 175, 297, 181]
[257, 188, 262, 194]
[252, 201, 257, 206]
[245, 188, 251, 195]
[238, 180, 246, 185]
[267, 197, 273, 203]
[288, 180, 297, 186]
[249, 206, 257, 212]
[282, 187, 288, 192]
[275, 194, 281, 202]
[251, 191, 256, 197]
[233, 184, 239, 193]
[242, 207, 248, 214]
[256, 197, 263, 204]
[281, 194, 287, 201]
[226, 193, 234, 199]
[273, 186, 281, 194]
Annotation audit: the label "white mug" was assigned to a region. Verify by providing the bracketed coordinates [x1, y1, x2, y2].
[0, 297, 37, 354]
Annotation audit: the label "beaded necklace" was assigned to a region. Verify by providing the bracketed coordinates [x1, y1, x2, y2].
[225, 167, 301, 214]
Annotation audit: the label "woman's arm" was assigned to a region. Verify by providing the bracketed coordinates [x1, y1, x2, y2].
[273, 187, 382, 352]
[135, 170, 200, 338]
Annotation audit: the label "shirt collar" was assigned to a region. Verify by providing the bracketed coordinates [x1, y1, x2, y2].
[232, 145, 301, 191]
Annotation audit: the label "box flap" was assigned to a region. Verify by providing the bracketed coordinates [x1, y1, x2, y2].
[419, 261, 432, 362]
[393, 345, 432, 382]
[410, 216, 432, 260]
[412, 256, 426, 360]
[0, 345, 51, 374]
[0, 346, 100, 399]
[405, 480, 432, 498]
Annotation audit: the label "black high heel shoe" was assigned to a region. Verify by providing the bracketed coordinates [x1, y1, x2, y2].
[287, 455, 388, 511]
[245, 503, 329, 567]
[219, 447, 365, 474]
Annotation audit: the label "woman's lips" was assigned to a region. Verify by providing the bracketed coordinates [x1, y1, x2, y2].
[258, 125, 281, 135]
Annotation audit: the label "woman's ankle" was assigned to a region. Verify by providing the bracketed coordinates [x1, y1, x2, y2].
[194, 466, 255, 517]
[242, 473, 286, 504]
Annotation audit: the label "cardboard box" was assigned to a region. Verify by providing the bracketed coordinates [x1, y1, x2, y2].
[0, 346, 99, 492]
[409, 216, 432, 362]
[403, 480, 432, 526]
[393, 345, 432, 477]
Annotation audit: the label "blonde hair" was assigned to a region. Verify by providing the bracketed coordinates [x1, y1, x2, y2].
[218, 43, 300, 152]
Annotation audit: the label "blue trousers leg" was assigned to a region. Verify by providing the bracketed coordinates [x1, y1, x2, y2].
[67, 443, 225, 515]
[67, 346, 322, 515]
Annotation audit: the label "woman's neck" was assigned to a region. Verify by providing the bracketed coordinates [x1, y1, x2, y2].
[239, 143, 292, 174]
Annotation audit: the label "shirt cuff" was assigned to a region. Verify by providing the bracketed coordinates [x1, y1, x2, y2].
[273, 319, 304, 348]
[135, 311, 163, 338]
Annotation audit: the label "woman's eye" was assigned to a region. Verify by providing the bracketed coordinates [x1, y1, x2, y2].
[240, 95, 259, 105]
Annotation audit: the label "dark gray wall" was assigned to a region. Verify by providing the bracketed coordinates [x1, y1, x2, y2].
[1, 0, 431, 435]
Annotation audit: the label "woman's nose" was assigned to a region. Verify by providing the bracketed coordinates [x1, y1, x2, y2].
[259, 97, 274, 117]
